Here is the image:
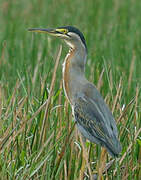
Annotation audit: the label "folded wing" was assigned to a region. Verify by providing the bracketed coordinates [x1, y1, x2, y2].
[73, 87, 122, 157]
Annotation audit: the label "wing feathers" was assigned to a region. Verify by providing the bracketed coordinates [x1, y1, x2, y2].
[74, 94, 122, 157]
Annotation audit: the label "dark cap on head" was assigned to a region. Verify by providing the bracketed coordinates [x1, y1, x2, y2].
[57, 26, 87, 50]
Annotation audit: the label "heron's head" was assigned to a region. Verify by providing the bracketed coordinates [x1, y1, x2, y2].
[28, 26, 87, 51]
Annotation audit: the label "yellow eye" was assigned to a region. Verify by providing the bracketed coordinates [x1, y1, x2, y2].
[63, 29, 68, 34]
[56, 28, 68, 34]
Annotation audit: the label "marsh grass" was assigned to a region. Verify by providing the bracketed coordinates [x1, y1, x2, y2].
[0, 0, 141, 179]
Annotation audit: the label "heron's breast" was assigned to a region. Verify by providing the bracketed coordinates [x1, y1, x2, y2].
[62, 50, 75, 104]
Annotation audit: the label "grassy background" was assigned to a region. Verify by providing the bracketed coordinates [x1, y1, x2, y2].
[0, 0, 141, 179]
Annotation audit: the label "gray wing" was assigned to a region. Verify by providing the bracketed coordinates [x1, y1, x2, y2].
[73, 84, 121, 157]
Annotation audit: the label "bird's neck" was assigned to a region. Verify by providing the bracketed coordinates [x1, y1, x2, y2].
[65, 46, 87, 73]
[62, 47, 87, 104]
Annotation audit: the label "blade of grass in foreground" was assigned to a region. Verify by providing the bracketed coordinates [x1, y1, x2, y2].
[39, 45, 62, 147]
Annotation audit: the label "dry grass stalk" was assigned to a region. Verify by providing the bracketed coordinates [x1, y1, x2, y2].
[97, 68, 105, 90]
[32, 54, 41, 86]
[128, 51, 136, 91]
[0, 96, 27, 152]
[40, 75, 47, 96]
[98, 148, 107, 180]
[113, 126, 141, 176]
[117, 97, 135, 123]
[4, 80, 21, 120]
[112, 78, 122, 113]
[35, 132, 54, 161]
[135, 85, 139, 123]
[0, 90, 56, 153]
[68, 139, 75, 179]
[109, 69, 113, 91]
[39, 45, 62, 144]
[79, 133, 93, 180]
[64, 160, 68, 180]
[118, 86, 123, 115]
[0, 85, 2, 129]
[57, 79, 63, 130]
[79, 148, 86, 180]
[51, 122, 76, 180]
[0, 41, 7, 65]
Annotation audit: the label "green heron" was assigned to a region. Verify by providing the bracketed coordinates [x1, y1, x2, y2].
[28, 26, 122, 157]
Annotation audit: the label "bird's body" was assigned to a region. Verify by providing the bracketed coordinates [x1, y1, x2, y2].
[29, 26, 122, 157]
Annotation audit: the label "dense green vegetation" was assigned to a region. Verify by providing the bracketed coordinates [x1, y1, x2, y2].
[0, 0, 141, 179]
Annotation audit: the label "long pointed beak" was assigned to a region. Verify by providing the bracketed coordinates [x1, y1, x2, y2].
[28, 27, 70, 38]
[28, 28, 57, 35]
